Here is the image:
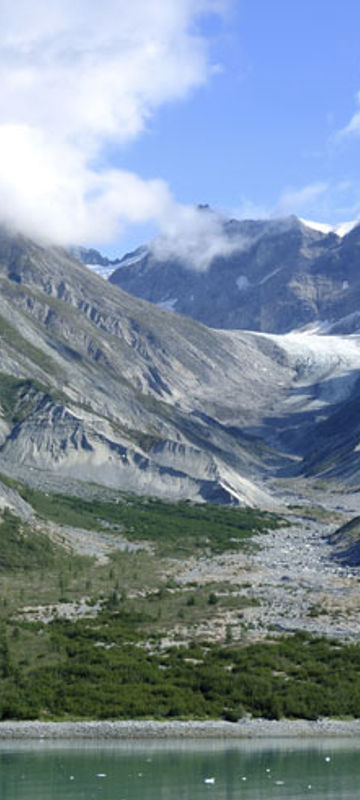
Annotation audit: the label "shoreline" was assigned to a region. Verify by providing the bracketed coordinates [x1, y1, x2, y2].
[0, 719, 360, 739]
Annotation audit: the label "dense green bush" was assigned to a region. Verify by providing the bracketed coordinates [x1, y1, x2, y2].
[3, 479, 284, 556]
[0, 620, 359, 721]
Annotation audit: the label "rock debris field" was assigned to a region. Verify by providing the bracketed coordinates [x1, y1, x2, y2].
[174, 513, 360, 644]
[18, 502, 360, 644]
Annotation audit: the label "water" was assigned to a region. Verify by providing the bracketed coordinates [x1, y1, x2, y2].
[0, 738, 359, 799]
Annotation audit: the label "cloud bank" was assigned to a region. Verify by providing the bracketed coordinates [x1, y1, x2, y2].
[149, 206, 251, 272]
[0, 0, 225, 246]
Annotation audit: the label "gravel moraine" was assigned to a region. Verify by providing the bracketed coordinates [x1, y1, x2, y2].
[175, 514, 360, 643]
[1, 719, 360, 739]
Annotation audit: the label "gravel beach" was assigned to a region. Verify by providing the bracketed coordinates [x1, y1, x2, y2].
[0, 719, 360, 739]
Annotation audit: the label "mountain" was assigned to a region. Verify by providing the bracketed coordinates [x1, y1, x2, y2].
[0, 225, 287, 508]
[70, 246, 122, 279]
[106, 214, 360, 334]
[3, 224, 360, 725]
[1, 225, 360, 508]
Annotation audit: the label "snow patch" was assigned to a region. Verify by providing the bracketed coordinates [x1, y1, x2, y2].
[119, 250, 147, 268]
[85, 263, 115, 280]
[334, 221, 359, 237]
[300, 218, 359, 238]
[295, 320, 333, 335]
[236, 275, 250, 291]
[258, 267, 282, 285]
[157, 298, 178, 311]
[237, 268, 283, 290]
[300, 218, 333, 235]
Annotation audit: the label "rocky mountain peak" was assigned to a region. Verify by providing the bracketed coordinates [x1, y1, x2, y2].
[94, 213, 360, 334]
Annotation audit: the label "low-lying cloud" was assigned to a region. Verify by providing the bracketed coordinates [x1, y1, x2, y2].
[150, 206, 250, 272]
[0, 0, 225, 246]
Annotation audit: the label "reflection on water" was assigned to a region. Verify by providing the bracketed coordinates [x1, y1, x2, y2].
[0, 738, 359, 799]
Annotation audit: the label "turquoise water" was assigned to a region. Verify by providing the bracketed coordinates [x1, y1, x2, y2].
[0, 739, 359, 799]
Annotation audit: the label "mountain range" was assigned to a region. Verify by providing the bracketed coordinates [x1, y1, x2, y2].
[83, 212, 360, 335]
[0, 219, 360, 512]
[1, 215, 360, 723]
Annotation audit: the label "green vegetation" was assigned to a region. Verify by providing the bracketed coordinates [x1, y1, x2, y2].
[1, 479, 283, 557]
[0, 481, 355, 722]
[0, 373, 65, 425]
[0, 622, 360, 721]
[0, 509, 57, 571]
[0, 484, 266, 631]
[287, 503, 343, 523]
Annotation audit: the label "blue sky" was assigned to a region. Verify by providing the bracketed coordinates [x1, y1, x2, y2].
[114, 0, 360, 254]
[1, 1, 360, 258]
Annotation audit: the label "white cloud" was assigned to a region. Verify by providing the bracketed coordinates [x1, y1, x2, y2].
[0, 123, 177, 244]
[276, 182, 329, 216]
[332, 91, 360, 142]
[273, 180, 360, 225]
[232, 197, 270, 220]
[146, 178, 360, 273]
[0, 0, 225, 245]
[150, 206, 252, 272]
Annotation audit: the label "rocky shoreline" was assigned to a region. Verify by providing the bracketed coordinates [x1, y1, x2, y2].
[0, 719, 360, 740]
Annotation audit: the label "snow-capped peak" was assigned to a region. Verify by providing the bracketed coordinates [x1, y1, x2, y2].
[333, 220, 359, 237]
[300, 218, 359, 237]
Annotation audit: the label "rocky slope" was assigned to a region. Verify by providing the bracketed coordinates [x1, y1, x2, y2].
[1, 225, 360, 505]
[0, 226, 285, 506]
[105, 213, 360, 334]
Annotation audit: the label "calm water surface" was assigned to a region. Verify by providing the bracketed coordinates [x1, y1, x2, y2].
[0, 738, 359, 799]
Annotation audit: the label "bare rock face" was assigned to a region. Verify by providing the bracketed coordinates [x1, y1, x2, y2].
[107, 215, 360, 334]
[0, 479, 33, 518]
[1, 224, 360, 506]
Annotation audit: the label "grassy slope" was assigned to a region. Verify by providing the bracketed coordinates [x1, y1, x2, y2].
[0, 475, 283, 557]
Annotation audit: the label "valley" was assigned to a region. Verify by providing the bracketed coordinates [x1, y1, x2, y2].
[0, 222, 360, 720]
[1, 477, 360, 721]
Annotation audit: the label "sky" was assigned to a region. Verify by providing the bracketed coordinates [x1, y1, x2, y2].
[1, 0, 360, 260]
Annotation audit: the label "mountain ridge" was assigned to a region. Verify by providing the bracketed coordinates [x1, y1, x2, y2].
[82, 213, 360, 335]
[1, 224, 360, 508]
[0, 227, 289, 507]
